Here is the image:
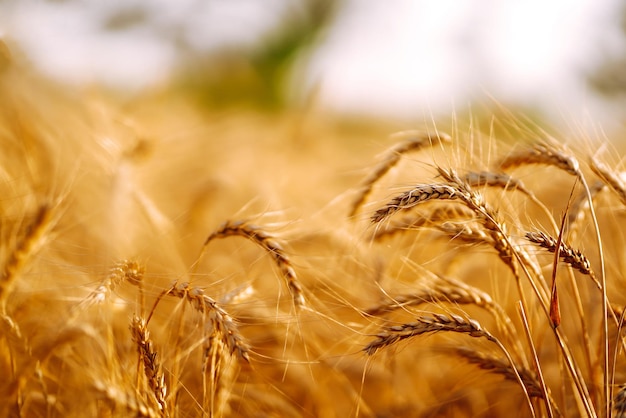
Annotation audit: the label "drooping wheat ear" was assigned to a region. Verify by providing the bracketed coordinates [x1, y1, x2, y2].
[437, 167, 523, 277]
[499, 143, 580, 176]
[166, 282, 249, 362]
[614, 385, 626, 418]
[436, 221, 492, 244]
[130, 315, 169, 417]
[372, 168, 522, 277]
[81, 260, 145, 307]
[451, 347, 539, 398]
[525, 231, 600, 289]
[0, 204, 53, 310]
[463, 170, 532, 195]
[364, 313, 496, 355]
[371, 206, 474, 240]
[365, 312, 536, 416]
[365, 277, 495, 317]
[371, 184, 461, 223]
[349, 130, 451, 217]
[365, 275, 524, 358]
[202, 220, 305, 308]
[451, 346, 561, 415]
[590, 157, 626, 206]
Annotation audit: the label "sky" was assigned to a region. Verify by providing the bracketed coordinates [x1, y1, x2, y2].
[0, 0, 623, 128]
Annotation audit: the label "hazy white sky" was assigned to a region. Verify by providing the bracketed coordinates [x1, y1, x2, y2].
[0, 0, 623, 125]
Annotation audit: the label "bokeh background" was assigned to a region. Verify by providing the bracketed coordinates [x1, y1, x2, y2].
[1, 0, 626, 135]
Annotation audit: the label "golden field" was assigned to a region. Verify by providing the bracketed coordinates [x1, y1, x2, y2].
[1, 44, 626, 417]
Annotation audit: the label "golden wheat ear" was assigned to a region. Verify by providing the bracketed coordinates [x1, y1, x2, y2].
[130, 315, 169, 416]
[364, 313, 536, 416]
[350, 130, 451, 218]
[590, 157, 626, 207]
[0, 203, 55, 312]
[449, 346, 560, 414]
[199, 220, 305, 308]
[163, 282, 250, 362]
[364, 313, 497, 355]
[525, 230, 600, 289]
[79, 260, 145, 308]
[499, 143, 580, 176]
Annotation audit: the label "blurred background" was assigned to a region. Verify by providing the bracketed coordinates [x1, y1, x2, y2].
[1, 0, 626, 135]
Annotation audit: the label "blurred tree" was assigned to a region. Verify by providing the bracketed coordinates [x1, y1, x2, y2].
[175, 0, 340, 111]
[588, 5, 626, 98]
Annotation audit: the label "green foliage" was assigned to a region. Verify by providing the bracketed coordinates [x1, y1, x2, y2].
[176, 0, 338, 111]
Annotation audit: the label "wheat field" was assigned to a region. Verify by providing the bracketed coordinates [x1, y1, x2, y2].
[1, 44, 626, 418]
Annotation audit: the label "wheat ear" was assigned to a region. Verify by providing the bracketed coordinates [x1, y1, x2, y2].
[201, 220, 305, 308]
[371, 184, 461, 223]
[350, 130, 451, 217]
[499, 143, 580, 176]
[130, 315, 169, 417]
[525, 231, 600, 289]
[364, 313, 497, 355]
[163, 282, 249, 362]
[371, 206, 473, 240]
[463, 170, 531, 195]
[614, 385, 626, 418]
[451, 346, 558, 409]
[589, 157, 626, 206]
[81, 260, 145, 307]
[0, 204, 53, 311]
[365, 313, 536, 416]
